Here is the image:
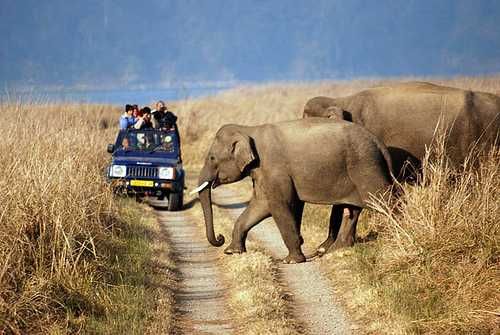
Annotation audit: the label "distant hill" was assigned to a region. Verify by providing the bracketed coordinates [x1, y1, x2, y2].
[1, 0, 500, 88]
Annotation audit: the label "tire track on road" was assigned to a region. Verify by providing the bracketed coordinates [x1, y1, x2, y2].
[156, 208, 233, 334]
[211, 186, 353, 335]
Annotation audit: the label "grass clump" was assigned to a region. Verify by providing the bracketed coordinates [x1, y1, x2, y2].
[363, 145, 499, 334]
[224, 253, 300, 335]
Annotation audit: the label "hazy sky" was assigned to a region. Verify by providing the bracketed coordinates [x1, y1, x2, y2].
[1, 0, 500, 88]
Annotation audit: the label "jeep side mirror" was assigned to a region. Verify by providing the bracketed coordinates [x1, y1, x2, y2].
[107, 144, 115, 153]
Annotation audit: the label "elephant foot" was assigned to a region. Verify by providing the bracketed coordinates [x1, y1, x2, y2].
[282, 253, 306, 264]
[224, 244, 246, 255]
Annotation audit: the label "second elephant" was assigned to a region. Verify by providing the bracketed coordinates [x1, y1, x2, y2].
[303, 81, 500, 180]
[195, 118, 394, 263]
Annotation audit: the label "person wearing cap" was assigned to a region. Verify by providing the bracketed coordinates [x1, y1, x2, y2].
[119, 104, 136, 129]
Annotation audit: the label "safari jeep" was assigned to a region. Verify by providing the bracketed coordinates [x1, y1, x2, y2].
[106, 128, 184, 210]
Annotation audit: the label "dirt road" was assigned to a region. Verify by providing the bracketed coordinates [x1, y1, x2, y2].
[156, 209, 233, 334]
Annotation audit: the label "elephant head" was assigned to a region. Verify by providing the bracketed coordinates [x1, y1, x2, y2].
[194, 125, 256, 247]
[303, 96, 352, 121]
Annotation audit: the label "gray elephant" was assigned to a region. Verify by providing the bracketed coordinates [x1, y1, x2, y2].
[303, 81, 500, 180]
[194, 118, 393, 263]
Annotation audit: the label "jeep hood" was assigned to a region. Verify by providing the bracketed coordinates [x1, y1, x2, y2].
[112, 156, 180, 166]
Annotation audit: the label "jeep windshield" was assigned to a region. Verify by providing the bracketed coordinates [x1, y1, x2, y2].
[117, 129, 177, 153]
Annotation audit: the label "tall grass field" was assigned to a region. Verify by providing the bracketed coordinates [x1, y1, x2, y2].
[0, 103, 174, 334]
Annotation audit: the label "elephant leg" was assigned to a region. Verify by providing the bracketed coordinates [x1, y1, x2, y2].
[333, 206, 362, 249]
[293, 200, 305, 245]
[224, 198, 271, 254]
[263, 174, 305, 263]
[270, 201, 306, 264]
[317, 205, 344, 255]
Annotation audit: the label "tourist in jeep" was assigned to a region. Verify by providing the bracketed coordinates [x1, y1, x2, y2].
[134, 107, 153, 129]
[121, 137, 131, 150]
[151, 100, 178, 129]
[119, 104, 136, 129]
[132, 104, 141, 118]
[151, 100, 181, 160]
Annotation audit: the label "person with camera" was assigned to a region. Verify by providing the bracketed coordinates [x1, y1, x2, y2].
[151, 100, 182, 161]
[134, 107, 153, 129]
[151, 100, 176, 129]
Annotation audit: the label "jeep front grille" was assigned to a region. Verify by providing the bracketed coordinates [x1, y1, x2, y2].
[127, 166, 158, 178]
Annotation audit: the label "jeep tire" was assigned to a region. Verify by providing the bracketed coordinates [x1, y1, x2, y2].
[168, 192, 183, 211]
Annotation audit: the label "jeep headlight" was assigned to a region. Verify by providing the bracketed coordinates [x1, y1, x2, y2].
[158, 167, 175, 180]
[110, 165, 126, 178]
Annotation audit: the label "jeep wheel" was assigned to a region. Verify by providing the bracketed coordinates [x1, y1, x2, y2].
[168, 192, 183, 211]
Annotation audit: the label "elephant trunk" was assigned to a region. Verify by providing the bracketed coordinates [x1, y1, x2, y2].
[198, 166, 225, 247]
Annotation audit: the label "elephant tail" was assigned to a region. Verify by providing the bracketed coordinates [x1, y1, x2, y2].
[373, 137, 404, 203]
[375, 138, 395, 183]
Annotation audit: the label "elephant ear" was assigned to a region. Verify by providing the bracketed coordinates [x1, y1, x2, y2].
[326, 106, 353, 122]
[232, 133, 255, 172]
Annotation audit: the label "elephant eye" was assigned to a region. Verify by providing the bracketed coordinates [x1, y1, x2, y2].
[209, 155, 215, 161]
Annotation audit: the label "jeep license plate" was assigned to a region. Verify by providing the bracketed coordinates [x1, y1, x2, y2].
[130, 180, 154, 187]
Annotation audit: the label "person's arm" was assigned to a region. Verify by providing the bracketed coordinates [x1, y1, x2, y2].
[119, 116, 128, 129]
[150, 117, 157, 129]
[124, 117, 137, 129]
[134, 117, 144, 129]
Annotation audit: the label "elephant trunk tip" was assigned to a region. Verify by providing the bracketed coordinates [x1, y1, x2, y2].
[209, 234, 225, 247]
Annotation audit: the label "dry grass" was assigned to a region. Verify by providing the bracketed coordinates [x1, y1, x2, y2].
[360, 143, 499, 334]
[84, 200, 171, 335]
[175, 75, 500, 334]
[223, 252, 301, 335]
[0, 102, 174, 334]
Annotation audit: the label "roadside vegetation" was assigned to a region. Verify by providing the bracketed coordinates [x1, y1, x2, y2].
[0, 103, 174, 334]
[361, 141, 499, 334]
[177, 75, 500, 335]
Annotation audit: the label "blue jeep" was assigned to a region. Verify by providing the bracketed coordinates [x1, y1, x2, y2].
[106, 128, 184, 210]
